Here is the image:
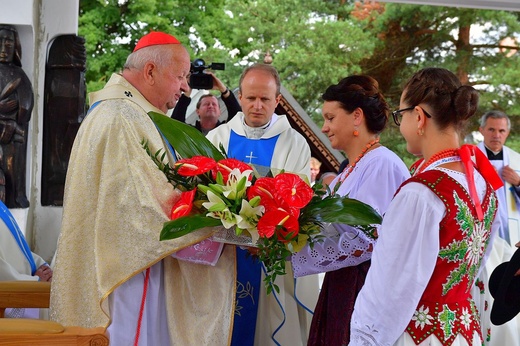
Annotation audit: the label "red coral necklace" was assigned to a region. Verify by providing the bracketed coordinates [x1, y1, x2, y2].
[415, 148, 459, 175]
[414, 147, 485, 221]
[338, 138, 380, 186]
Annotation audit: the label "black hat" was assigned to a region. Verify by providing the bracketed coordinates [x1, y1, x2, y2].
[489, 247, 520, 325]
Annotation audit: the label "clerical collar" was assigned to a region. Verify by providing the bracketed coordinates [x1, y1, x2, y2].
[243, 116, 272, 139]
[485, 146, 503, 160]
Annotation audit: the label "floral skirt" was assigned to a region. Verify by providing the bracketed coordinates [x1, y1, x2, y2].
[307, 260, 371, 346]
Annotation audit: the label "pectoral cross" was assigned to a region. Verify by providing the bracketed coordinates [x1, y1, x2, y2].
[245, 151, 257, 164]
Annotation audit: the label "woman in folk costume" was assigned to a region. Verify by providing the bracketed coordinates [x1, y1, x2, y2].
[350, 67, 503, 346]
[291, 75, 410, 345]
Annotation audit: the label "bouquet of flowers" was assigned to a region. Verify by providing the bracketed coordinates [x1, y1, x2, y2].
[146, 112, 382, 293]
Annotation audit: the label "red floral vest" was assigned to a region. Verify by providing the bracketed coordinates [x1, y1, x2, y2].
[401, 170, 497, 345]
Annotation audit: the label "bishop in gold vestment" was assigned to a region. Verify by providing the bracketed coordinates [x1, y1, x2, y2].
[50, 34, 236, 345]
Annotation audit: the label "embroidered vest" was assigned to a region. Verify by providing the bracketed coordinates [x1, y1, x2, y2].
[401, 170, 497, 345]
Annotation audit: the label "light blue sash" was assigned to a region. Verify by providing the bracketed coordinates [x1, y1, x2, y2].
[0, 200, 36, 274]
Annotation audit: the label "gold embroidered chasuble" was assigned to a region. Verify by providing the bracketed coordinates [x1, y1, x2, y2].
[50, 74, 236, 345]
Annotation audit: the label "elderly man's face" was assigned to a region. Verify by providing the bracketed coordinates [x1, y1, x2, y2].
[154, 45, 190, 113]
[479, 117, 510, 153]
[0, 29, 15, 64]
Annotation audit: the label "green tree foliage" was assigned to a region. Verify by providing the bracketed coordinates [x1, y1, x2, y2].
[79, 0, 227, 94]
[79, 1, 520, 158]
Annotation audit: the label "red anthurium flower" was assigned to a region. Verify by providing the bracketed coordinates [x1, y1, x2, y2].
[170, 189, 196, 219]
[274, 173, 313, 209]
[213, 158, 253, 182]
[273, 195, 301, 219]
[257, 209, 300, 242]
[247, 177, 278, 211]
[174, 156, 217, 176]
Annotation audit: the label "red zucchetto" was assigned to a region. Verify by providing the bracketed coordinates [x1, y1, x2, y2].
[133, 31, 181, 52]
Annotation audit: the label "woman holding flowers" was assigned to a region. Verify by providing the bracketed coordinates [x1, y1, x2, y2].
[350, 67, 503, 346]
[291, 75, 410, 345]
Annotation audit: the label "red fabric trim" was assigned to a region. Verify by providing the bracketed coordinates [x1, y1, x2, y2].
[134, 267, 151, 346]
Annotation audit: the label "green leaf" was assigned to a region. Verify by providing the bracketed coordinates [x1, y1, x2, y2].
[160, 215, 222, 240]
[149, 112, 225, 160]
[305, 196, 382, 226]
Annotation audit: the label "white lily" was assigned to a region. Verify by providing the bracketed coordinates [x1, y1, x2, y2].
[221, 169, 253, 201]
[236, 199, 264, 244]
[202, 190, 227, 212]
[203, 190, 238, 228]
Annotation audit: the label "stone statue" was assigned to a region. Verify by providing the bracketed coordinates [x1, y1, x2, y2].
[0, 24, 34, 208]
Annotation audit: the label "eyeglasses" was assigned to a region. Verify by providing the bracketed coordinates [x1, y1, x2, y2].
[391, 106, 432, 126]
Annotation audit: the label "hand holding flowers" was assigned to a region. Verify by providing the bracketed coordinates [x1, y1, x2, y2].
[146, 112, 382, 293]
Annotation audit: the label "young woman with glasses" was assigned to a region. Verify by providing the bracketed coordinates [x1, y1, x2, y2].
[350, 67, 503, 346]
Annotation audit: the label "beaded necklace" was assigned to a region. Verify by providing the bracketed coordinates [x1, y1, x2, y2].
[415, 148, 460, 176]
[337, 138, 380, 187]
[414, 146, 485, 221]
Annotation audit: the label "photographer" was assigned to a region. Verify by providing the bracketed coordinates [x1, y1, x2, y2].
[171, 71, 241, 134]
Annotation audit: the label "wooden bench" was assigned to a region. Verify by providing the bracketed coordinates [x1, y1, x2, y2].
[0, 281, 51, 318]
[0, 281, 109, 345]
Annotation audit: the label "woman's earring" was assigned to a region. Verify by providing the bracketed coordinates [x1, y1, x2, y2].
[353, 128, 359, 137]
[417, 128, 424, 136]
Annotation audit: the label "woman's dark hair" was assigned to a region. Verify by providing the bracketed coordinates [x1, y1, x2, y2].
[402, 67, 479, 132]
[322, 75, 388, 134]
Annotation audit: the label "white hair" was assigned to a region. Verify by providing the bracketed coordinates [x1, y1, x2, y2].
[480, 110, 511, 130]
[123, 45, 176, 70]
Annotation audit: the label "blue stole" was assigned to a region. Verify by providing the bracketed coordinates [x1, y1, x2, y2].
[0, 201, 37, 274]
[155, 126, 178, 163]
[86, 100, 101, 116]
[229, 130, 279, 346]
[228, 131, 279, 166]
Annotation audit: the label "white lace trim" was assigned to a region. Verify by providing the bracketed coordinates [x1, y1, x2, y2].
[292, 223, 375, 277]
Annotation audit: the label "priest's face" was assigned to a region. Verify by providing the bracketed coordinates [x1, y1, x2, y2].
[239, 69, 281, 127]
[479, 117, 510, 153]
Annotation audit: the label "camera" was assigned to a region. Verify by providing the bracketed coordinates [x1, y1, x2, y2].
[189, 58, 225, 89]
